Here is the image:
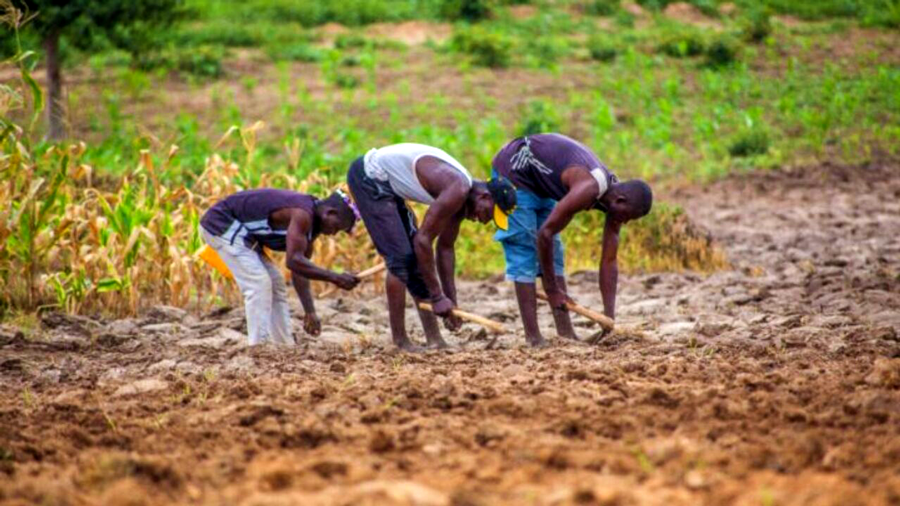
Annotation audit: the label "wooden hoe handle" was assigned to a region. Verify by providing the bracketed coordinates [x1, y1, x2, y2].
[536, 292, 615, 331]
[356, 262, 387, 279]
[418, 303, 507, 335]
[319, 262, 387, 297]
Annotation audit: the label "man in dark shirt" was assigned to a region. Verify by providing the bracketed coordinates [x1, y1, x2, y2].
[200, 189, 361, 345]
[493, 133, 653, 347]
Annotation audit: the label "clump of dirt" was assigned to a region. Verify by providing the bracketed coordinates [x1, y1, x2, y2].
[623, 2, 647, 17]
[365, 21, 452, 45]
[1, 161, 899, 504]
[663, 2, 722, 29]
[318, 22, 350, 37]
[508, 4, 538, 20]
[719, 2, 739, 17]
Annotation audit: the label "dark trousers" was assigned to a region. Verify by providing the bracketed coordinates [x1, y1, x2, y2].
[347, 156, 431, 300]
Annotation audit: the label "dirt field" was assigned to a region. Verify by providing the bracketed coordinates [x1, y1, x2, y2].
[2, 161, 899, 506]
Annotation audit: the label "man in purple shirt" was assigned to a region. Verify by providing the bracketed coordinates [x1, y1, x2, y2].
[200, 189, 361, 345]
[493, 133, 653, 347]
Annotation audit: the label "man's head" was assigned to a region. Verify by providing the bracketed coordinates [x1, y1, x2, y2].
[466, 177, 517, 228]
[316, 190, 360, 235]
[605, 179, 653, 223]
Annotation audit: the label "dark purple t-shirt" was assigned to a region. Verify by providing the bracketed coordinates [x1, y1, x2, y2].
[493, 133, 617, 206]
[200, 189, 315, 250]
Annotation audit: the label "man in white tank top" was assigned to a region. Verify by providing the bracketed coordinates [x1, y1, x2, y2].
[348, 143, 517, 351]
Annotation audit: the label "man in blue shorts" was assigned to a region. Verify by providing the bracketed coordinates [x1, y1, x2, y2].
[493, 133, 653, 347]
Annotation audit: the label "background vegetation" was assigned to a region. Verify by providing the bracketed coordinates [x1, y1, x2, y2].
[1, 0, 897, 317]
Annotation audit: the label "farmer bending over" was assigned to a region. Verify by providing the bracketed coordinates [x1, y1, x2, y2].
[348, 143, 516, 351]
[200, 189, 360, 345]
[492, 133, 653, 347]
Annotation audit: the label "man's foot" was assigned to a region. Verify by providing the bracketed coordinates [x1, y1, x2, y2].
[425, 338, 451, 350]
[527, 335, 550, 348]
[394, 339, 425, 353]
[558, 331, 580, 342]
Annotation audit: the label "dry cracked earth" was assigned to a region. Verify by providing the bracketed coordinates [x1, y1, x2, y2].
[1, 161, 899, 506]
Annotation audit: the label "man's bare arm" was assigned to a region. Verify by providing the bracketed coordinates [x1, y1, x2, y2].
[436, 214, 462, 304]
[291, 240, 316, 317]
[285, 209, 359, 289]
[413, 183, 467, 309]
[599, 218, 621, 319]
[537, 179, 598, 306]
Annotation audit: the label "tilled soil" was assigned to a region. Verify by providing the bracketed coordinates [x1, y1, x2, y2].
[2, 161, 899, 506]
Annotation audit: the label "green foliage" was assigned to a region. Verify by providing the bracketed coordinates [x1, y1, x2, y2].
[733, 0, 897, 27]
[703, 36, 740, 68]
[188, 0, 434, 27]
[587, 34, 619, 62]
[267, 42, 323, 62]
[137, 45, 225, 78]
[17, 0, 185, 56]
[334, 33, 371, 49]
[613, 10, 636, 27]
[524, 36, 571, 69]
[440, 0, 496, 21]
[517, 99, 561, 137]
[860, 0, 900, 28]
[636, 0, 719, 16]
[172, 21, 261, 47]
[748, 0, 861, 20]
[728, 129, 770, 157]
[657, 30, 705, 58]
[584, 0, 621, 16]
[450, 25, 513, 67]
[741, 7, 773, 43]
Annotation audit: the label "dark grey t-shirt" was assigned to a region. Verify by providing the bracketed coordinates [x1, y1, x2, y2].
[200, 189, 315, 250]
[493, 133, 617, 208]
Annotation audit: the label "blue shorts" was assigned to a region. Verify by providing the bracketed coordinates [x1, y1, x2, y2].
[493, 178, 565, 283]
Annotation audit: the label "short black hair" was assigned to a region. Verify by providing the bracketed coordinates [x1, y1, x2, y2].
[620, 179, 653, 218]
[321, 191, 357, 227]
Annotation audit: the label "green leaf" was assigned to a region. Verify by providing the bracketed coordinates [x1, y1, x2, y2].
[96, 278, 124, 293]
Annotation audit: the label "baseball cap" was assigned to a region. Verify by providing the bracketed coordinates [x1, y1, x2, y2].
[487, 176, 517, 230]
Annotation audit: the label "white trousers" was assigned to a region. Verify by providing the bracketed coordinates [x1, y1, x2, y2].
[201, 228, 293, 345]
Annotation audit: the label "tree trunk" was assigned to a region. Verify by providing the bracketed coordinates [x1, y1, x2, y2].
[43, 31, 65, 141]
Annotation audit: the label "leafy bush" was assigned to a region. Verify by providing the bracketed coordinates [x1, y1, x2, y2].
[525, 36, 571, 69]
[860, 0, 900, 28]
[703, 36, 740, 68]
[267, 42, 323, 62]
[333, 73, 361, 89]
[334, 33, 370, 49]
[517, 99, 561, 137]
[584, 0, 621, 16]
[728, 129, 770, 157]
[440, 0, 497, 21]
[255, 0, 403, 26]
[636, 0, 719, 16]
[755, 0, 861, 20]
[136, 45, 225, 78]
[450, 26, 513, 68]
[614, 10, 636, 27]
[173, 45, 225, 78]
[742, 7, 773, 43]
[587, 35, 619, 62]
[173, 22, 261, 47]
[657, 31, 706, 58]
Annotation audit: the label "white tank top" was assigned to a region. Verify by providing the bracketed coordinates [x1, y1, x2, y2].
[363, 143, 473, 204]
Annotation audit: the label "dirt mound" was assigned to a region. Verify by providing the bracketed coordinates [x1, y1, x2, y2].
[365, 21, 451, 45]
[623, 2, 647, 17]
[663, 2, 722, 29]
[318, 22, 350, 37]
[508, 4, 538, 20]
